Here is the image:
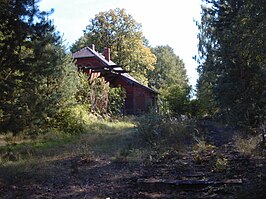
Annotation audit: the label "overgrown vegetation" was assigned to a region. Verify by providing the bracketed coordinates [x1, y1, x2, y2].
[0, 117, 135, 164]
[148, 45, 192, 116]
[1, 1, 265, 198]
[194, 1, 266, 164]
[234, 133, 263, 156]
[1, 0, 264, 159]
[137, 112, 195, 153]
[107, 86, 126, 115]
[0, 2, 130, 139]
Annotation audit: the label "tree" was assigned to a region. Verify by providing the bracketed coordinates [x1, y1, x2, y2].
[0, 0, 80, 135]
[148, 45, 188, 90]
[71, 8, 156, 85]
[197, 0, 266, 126]
[148, 45, 190, 116]
[162, 85, 191, 116]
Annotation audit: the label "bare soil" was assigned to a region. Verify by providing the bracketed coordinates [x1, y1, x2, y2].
[0, 122, 265, 199]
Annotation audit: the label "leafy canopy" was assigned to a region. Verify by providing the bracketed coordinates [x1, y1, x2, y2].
[148, 45, 189, 91]
[148, 45, 191, 116]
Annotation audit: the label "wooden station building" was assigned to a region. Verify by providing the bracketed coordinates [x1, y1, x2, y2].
[73, 45, 158, 114]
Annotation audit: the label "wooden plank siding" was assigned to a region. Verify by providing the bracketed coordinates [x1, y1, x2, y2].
[73, 46, 158, 114]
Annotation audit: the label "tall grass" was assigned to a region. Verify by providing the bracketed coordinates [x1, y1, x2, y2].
[0, 113, 135, 165]
[233, 133, 262, 156]
[137, 112, 195, 153]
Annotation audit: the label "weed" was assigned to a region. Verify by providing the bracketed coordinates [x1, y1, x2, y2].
[234, 134, 261, 156]
[193, 136, 216, 163]
[137, 112, 195, 152]
[214, 157, 228, 172]
[194, 138, 215, 152]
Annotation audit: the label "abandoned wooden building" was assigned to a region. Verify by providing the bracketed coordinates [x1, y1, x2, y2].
[73, 45, 158, 114]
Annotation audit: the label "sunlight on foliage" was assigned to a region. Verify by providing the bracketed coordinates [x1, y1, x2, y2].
[137, 112, 195, 152]
[214, 157, 228, 172]
[234, 134, 262, 156]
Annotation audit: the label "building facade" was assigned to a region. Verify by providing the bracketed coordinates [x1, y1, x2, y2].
[73, 45, 158, 114]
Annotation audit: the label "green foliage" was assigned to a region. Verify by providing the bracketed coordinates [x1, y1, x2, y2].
[148, 46, 190, 115]
[193, 138, 216, 164]
[89, 77, 109, 114]
[107, 86, 126, 115]
[197, 0, 266, 126]
[71, 8, 156, 85]
[0, 116, 135, 164]
[137, 112, 194, 150]
[75, 73, 126, 116]
[188, 99, 201, 118]
[51, 105, 91, 135]
[215, 157, 228, 172]
[161, 85, 191, 116]
[148, 45, 191, 116]
[75, 73, 91, 107]
[23, 48, 79, 135]
[0, 0, 81, 135]
[80, 77, 125, 116]
[148, 45, 188, 90]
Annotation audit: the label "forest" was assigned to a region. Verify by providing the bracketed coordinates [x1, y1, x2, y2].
[0, 0, 265, 198]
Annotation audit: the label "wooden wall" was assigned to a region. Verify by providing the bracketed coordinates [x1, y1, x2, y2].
[75, 56, 157, 114]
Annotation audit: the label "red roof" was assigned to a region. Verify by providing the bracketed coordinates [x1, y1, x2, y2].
[73, 46, 158, 94]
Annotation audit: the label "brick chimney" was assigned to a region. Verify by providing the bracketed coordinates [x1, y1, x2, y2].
[104, 47, 110, 62]
[91, 44, 95, 51]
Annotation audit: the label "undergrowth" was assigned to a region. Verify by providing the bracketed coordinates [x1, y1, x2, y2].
[137, 112, 196, 153]
[0, 115, 135, 165]
[233, 133, 263, 156]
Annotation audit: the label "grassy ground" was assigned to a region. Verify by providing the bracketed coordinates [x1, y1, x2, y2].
[0, 117, 265, 198]
[0, 117, 137, 171]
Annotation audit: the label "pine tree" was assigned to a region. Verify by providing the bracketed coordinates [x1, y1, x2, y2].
[0, 0, 79, 134]
[197, 0, 266, 126]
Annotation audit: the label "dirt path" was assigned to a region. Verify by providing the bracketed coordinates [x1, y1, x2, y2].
[1, 122, 265, 198]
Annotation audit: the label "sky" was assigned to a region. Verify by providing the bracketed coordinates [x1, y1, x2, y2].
[39, 0, 202, 88]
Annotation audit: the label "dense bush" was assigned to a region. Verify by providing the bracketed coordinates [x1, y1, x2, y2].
[160, 85, 191, 116]
[137, 112, 195, 151]
[84, 77, 126, 116]
[107, 86, 126, 115]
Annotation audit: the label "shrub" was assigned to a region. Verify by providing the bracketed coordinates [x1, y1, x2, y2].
[107, 86, 126, 115]
[52, 104, 92, 135]
[137, 112, 195, 151]
[160, 85, 191, 116]
[215, 157, 228, 172]
[234, 134, 262, 156]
